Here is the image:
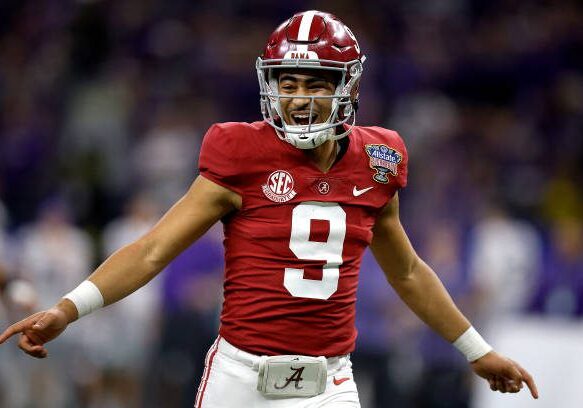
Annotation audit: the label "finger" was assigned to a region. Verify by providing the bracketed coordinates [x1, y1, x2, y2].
[18, 334, 48, 358]
[516, 364, 539, 399]
[25, 345, 48, 358]
[24, 329, 44, 345]
[0, 313, 42, 344]
[489, 379, 498, 392]
[500, 361, 530, 394]
[502, 364, 523, 384]
[504, 379, 520, 393]
[18, 334, 39, 352]
[23, 344, 48, 358]
[0, 322, 27, 344]
[28, 347, 48, 358]
[495, 377, 507, 393]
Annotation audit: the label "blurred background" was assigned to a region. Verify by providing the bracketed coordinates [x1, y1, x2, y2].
[0, 0, 582, 407]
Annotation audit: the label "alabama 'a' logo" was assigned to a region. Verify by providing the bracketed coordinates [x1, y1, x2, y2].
[274, 366, 305, 390]
[262, 170, 297, 202]
[365, 144, 402, 184]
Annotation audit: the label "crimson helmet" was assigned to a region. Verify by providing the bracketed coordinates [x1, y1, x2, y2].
[257, 10, 365, 149]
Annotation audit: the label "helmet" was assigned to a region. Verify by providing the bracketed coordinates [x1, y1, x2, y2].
[257, 10, 365, 149]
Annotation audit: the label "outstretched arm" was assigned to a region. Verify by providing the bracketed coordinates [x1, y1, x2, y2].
[370, 193, 538, 399]
[86, 175, 239, 307]
[0, 175, 240, 357]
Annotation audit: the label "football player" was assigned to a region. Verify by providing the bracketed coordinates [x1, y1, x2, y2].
[0, 10, 538, 407]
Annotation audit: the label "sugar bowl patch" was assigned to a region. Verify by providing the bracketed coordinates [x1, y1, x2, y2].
[262, 170, 297, 202]
[365, 144, 402, 184]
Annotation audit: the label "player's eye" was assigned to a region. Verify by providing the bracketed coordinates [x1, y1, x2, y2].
[280, 83, 296, 92]
[309, 82, 332, 91]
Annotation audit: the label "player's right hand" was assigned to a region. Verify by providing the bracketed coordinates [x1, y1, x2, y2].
[0, 307, 70, 358]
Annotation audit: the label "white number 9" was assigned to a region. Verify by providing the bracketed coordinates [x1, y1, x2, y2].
[284, 202, 346, 300]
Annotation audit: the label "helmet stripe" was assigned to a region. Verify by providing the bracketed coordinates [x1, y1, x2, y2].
[297, 10, 317, 41]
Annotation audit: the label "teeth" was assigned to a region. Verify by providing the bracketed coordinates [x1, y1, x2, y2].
[292, 114, 316, 120]
[291, 112, 317, 126]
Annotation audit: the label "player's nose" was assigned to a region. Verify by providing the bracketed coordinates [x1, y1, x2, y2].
[288, 94, 312, 110]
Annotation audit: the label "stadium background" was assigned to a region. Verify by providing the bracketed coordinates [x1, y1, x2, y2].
[0, 0, 582, 407]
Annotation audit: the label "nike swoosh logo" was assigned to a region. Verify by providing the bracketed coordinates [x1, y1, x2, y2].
[352, 186, 373, 197]
[333, 376, 350, 386]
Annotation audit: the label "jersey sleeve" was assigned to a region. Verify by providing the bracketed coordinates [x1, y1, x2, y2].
[198, 123, 244, 195]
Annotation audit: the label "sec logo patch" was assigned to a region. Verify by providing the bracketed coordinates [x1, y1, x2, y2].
[262, 170, 298, 202]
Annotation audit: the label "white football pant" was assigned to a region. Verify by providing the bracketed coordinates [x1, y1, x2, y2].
[195, 337, 361, 407]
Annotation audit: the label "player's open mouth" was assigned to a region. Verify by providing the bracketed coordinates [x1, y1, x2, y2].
[290, 112, 318, 126]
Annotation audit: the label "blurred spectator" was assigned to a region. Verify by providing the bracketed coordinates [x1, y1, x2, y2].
[467, 208, 544, 408]
[0, 205, 37, 408]
[531, 218, 583, 317]
[467, 207, 543, 325]
[102, 191, 162, 255]
[147, 224, 223, 408]
[12, 196, 94, 407]
[0, 200, 9, 283]
[0, 96, 58, 223]
[16, 196, 93, 312]
[130, 104, 202, 210]
[0, 198, 37, 314]
[353, 249, 424, 408]
[387, 90, 460, 156]
[416, 221, 472, 408]
[0, 200, 24, 408]
[69, 192, 164, 408]
[59, 61, 136, 223]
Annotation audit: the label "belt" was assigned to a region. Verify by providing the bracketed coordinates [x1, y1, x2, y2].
[216, 337, 350, 372]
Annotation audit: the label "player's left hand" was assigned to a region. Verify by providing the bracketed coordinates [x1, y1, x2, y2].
[471, 351, 539, 399]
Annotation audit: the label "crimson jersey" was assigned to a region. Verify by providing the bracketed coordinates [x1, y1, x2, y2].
[198, 121, 408, 357]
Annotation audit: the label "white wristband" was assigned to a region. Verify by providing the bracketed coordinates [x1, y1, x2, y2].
[452, 326, 493, 362]
[63, 281, 104, 318]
